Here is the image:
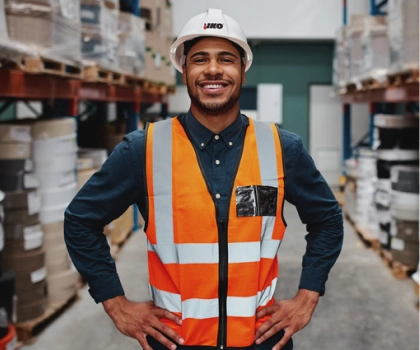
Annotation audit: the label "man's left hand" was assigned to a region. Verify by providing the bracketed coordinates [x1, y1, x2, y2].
[255, 289, 320, 349]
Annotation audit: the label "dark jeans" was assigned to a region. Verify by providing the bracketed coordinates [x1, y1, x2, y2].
[146, 330, 293, 350]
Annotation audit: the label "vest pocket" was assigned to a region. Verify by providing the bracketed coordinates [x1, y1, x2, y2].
[236, 185, 278, 217]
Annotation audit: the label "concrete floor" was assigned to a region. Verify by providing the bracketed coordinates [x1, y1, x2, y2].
[23, 203, 419, 350]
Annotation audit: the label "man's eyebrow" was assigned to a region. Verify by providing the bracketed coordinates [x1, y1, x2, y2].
[189, 51, 239, 59]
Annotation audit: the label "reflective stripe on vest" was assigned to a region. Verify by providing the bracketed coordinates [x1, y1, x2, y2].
[145, 117, 286, 347]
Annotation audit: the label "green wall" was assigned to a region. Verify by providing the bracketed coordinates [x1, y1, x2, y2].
[245, 41, 334, 149]
[177, 41, 334, 149]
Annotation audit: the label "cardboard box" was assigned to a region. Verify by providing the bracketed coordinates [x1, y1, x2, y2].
[107, 206, 133, 245]
[78, 168, 96, 190]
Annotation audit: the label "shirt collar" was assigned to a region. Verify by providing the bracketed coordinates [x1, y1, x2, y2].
[185, 109, 245, 150]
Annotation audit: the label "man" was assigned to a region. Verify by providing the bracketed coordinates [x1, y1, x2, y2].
[65, 8, 343, 350]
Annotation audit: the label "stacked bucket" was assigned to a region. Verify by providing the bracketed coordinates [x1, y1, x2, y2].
[31, 118, 79, 305]
[373, 114, 419, 251]
[389, 166, 419, 267]
[0, 124, 46, 322]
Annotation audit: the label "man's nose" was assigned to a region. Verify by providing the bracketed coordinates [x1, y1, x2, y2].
[204, 58, 223, 75]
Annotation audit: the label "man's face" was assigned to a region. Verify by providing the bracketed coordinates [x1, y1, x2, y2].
[182, 37, 246, 116]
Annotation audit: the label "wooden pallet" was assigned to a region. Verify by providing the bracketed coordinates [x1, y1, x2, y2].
[360, 77, 387, 90]
[387, 68, 419, 86]
[379, 249, 417, 280]
[6, 55, 82, 79]
[354, 224, 380, 251]
[15, 292, 79, 342]
[123, 74, 146, 87]
[83, 64, 124, 84]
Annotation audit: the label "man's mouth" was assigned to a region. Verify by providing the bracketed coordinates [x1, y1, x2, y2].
[198, 81, 230, 93]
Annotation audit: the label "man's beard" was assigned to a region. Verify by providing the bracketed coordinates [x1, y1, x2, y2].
[187, 82, 242, 116]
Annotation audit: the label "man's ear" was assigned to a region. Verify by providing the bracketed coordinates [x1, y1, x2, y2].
[241, 65, 246, 85]
[182, 65, 187, 85]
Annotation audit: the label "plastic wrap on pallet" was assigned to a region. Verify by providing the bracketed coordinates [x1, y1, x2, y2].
[4, 0, 81, 62]
[118, 11, 145, 75]
[361, 19, 389, 83]
[0, 0, 7, 39]
[333, 26, 349, 90]
[81, 0, 119, 69]
[388, 0, 419, 73]
[347, 14, 386, 84]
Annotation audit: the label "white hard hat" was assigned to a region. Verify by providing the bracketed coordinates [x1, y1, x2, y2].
[170, 8, 253, 73]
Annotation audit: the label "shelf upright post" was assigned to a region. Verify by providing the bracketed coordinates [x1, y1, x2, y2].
[369, 103, 376, 148]
[343, 104, 352, 163]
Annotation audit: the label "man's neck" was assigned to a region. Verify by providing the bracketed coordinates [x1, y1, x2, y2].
[190, 105, 240, 134]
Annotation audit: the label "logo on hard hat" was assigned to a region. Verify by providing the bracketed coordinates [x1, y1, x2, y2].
[203, 23, 224, 30]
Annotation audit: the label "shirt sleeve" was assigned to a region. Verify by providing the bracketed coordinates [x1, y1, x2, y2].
[281, 130, 344, 296]
[64, 130, 146, 303]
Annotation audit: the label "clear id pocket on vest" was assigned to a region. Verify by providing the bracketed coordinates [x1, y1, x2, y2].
[235, 185, 278, 217]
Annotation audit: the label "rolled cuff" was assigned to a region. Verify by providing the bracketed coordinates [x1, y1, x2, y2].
[88, 274, 125, 303]
[299, 267, 329, 296]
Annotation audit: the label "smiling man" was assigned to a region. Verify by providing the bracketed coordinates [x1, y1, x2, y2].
[64, 8, 343, 350]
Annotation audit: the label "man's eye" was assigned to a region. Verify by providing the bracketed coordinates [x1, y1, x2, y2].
[221, 58, 234, 63]
[194, 58, 206, 63]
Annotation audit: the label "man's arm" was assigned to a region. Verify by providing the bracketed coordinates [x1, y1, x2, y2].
[255, 130, 343, 349]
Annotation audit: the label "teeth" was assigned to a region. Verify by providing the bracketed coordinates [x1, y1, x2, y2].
[204, 84, 223, 89]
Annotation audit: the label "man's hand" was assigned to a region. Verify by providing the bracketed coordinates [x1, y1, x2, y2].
[103, 296, 184, 350]
[255, 289, 319, 349]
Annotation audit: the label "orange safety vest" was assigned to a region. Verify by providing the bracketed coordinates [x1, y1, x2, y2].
[145, 116, 286, 348]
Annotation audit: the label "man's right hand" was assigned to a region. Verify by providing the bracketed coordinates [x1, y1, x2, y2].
[103, 296, 184, 350]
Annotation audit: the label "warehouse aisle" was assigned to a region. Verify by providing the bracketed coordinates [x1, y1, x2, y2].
[22, 203, 419, 350]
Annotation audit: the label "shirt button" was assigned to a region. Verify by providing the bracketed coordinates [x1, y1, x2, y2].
[229, 142, 233, 146]
[214, 135, 220, 140]
[215, 193, 221, 199]
[215, 160, 220, 165]
[200, 143, 205, 147]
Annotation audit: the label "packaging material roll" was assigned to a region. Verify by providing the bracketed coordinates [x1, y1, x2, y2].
[31, 118, 76, 140]
[0, 270, 16, 322]
[391, 191, 419, 221]
[37, 170, 77, 190]
[17, 297, 47, 322]
[47, 268, 79, 304]
[0, 143, 31, 160]
[39, 203, 67, 224]
[4, 227, 43, 253]
[391, 165, 419, 194]
[391, 219, 419, 242]
[43, 231, 65, 250]
[0, 172, 39, 191]
[40, 182, 77, 208]
[391, 239, 419, 267]
[42, 221, 64, 236]
[34, 153, 77, 174]
[45, 244, 68, 266]
[33, 133, 77, 161]
[78, 148, 107, 168]
[3, 190, 40, 211]
[2, 249, 45, 273]
[47, 257, 70, 276]
[15, 279, 46, 305]
[0, 124, 31, 143]
[3, 209, 39, 225]
[0, 159, 33, 175]
[78, 169, 96, 190]
[77, 157, 94, 171]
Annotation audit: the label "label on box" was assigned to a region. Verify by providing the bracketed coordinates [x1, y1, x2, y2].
[58, 171, 76, 186]
[6, 336, 17, 350]
[391, 237, 404, 251]
[81, 9, 95, 20]
[375, 191, 390, 207]
[27, 191, 41, 215]
[18, 144, 29, 157]
[390, 219, 397, 237]
[379, 231, 388, 244]
[24, 230, 43, 250]
[24, 159, 33, 172]
[155, 53, 162, 68]
[10, 126, 31, 143]
[24, 224, 42, 236]
[31, 267, 47, 283]
[24, 173, 39, 189]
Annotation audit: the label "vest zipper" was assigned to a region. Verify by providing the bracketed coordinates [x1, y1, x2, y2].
[179, 117, 247, 349]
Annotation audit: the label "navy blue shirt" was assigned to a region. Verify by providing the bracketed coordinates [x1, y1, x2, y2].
[64, 111, 343, 304]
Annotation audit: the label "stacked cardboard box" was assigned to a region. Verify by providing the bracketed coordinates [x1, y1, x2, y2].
[4, 0, 81, 61]
[141, 0, 175, 85]
[118, 12, 145, 75]
[388, 0, 419, 73]
[81, 0, 119, 69]
[31, 118, 79, 305]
